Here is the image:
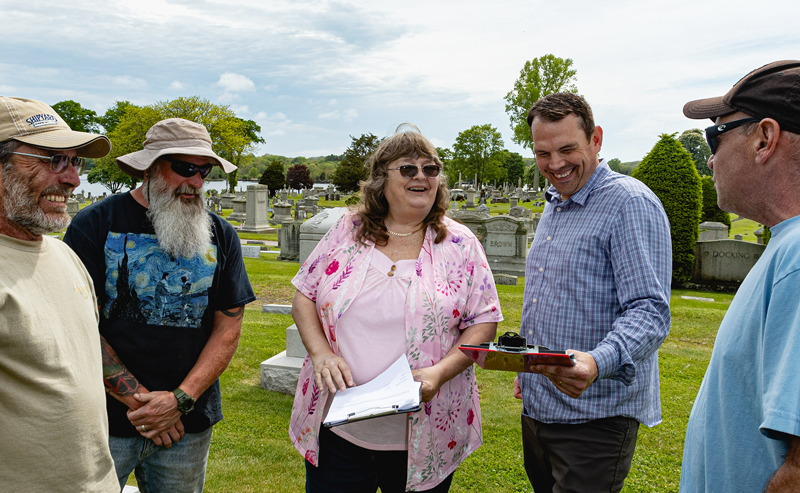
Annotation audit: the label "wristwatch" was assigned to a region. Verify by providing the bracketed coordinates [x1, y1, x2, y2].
[173, 388, 195, 414]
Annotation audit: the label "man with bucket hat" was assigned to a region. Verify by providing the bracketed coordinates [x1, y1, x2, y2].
[680, 61, 800, 492]
[65, 118, 256, 492]
[0, 96, 118, 491]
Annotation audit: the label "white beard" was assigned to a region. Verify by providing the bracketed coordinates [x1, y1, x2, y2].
[1, 165, 71, 236]
[145, 170, 212, 259]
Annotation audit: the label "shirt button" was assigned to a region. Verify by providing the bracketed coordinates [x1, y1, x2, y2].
[556, 207, 562, 212]
[546, 236, 552, 241]
[538, 267, 544, 272]
[532, 298, 537, 303]
[528, 330, 533, 335]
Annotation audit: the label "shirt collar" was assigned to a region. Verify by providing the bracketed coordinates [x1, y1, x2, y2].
[544, 158, 609, 206]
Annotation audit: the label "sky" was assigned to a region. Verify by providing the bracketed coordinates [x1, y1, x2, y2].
[2, 0, 799, 162]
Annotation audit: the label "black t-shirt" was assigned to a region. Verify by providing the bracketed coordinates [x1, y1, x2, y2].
[64, 192, 256, 436]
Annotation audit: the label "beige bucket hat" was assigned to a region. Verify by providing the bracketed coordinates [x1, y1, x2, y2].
[116, 118, 237, 179]
[0, 96, 110, 158]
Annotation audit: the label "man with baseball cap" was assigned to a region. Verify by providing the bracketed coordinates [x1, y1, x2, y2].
[64, 118, 256, 492]
[680, 61, 800, 492]
[0, 96, 118, 491]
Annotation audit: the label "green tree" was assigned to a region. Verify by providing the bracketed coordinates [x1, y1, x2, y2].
[90, 104, 160, 193]
[503, 151, 526, 187]
[449, 124, 505, 186]
[259, 159, 286, 196]
[608, 158, 622, 172]
[679, 128, 712, 176]
[51, 100, 100, 133]
[96, 101, 136, 133]
[632, 134, 702, 285]
[331, 133, 380, 194]
[700, 176, 731, 229]
[504, 55, 578, 156]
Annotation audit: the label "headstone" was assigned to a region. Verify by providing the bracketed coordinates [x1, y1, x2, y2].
[240, 245, 261, 259]
[451, 202, 459, 211]
[692, 240, 766, 284]
[447, 209, 492, 240]
[734, 234, 743, 241]
[220, 192, 236, 210]
[67, 198, 79, 219]
[493, 273, 518, 285]
[482, 216, 528, 277]
[476, 204, 490, 214]
[298, 207, 349, 265]
[277, 220, 301, 261]
[754, 227, 764, 244]
[228, 195, 247, 223]
[240, 185, 272, 233]
[465, 186, 476, 208]
[698, 221, 728, 241]
[271, 201, 292, 226]
[510, 196, 519, 208]
[260, 324, 307, 394]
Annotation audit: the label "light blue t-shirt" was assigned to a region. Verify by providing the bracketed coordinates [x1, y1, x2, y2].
[680, 215, 800, 492]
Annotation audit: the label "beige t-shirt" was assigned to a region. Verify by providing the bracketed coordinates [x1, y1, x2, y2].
[0, 234, 118, 492]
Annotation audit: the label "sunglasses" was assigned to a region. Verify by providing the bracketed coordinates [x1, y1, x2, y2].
[162, 156, 214, 178]
[704, 117, 761, 154]
[11, 152, 86, 174]
[387, 164, 441, 178]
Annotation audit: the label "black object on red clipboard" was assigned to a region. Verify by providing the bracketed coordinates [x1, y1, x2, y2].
[459, 331, 575, 372]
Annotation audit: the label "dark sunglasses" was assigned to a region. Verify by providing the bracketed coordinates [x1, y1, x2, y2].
[11, 152, 86, 174]
[704, 117, 761, 154]
[162, 156, 214, 178]
[387, 164, 441, 178]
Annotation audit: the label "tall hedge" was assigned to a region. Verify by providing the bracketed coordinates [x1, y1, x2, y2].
[632, 133, 702, 285]
[700, 176, 731, 229]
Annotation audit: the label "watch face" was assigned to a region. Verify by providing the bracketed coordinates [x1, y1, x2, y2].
[174, 390, 195, 413]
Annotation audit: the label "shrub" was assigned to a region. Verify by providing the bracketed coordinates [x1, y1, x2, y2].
[699, 176, 731, 229]
[632, 133, 702, 285]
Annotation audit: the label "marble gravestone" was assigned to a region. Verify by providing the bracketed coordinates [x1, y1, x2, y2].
[240, 185, 272, 233]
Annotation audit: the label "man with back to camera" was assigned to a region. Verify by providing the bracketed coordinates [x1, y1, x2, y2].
[0, 96, 118, 492]
[680, 60, 800, 493]
[64, 118, 256, 492]
[513, 92, 672, 492]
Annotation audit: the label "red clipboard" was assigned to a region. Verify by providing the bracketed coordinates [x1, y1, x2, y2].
[459, 343, 575, 372]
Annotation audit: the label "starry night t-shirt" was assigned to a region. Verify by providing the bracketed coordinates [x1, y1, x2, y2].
[64, 192, 255, 437]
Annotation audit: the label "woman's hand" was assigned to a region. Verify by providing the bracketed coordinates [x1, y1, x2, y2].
[310, 351, 354, 393]
[411, 366, 444, 402]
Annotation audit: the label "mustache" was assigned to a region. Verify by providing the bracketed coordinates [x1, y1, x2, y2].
[41, 185, 73, 196]
[175, 185, 200, 196]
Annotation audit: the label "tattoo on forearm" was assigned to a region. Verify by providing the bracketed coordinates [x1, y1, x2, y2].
[221, 306, 244, 320]
[101, 338, 142, 396]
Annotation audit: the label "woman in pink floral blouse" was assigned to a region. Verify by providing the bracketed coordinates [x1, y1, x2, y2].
[289, 126, 503, 492]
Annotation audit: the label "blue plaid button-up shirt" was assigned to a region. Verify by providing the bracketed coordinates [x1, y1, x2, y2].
[519, 160, 671, 427]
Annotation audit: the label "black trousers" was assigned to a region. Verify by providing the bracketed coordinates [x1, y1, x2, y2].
[521, 415, 639, 493]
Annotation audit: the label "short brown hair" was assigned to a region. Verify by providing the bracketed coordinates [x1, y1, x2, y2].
[355, 125, 450, 246]
[527, 93, 595, 142]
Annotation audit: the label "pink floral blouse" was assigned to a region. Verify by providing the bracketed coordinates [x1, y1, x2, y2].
[289, 211, 503, 491]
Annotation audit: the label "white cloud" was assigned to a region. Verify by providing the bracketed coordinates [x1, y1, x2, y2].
[214, 72, 255, 93]
[111, 76, 148, 89]
[318, 110, 340, 120]
[170, 81, 185, 90]
[342, 108, 358, 122]
[230, 104, 250, 115]
[328, 98, 337, 106]
[263, 84, 278, 91]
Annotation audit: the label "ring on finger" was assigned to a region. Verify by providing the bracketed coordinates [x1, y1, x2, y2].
[141, 425, 147, 432]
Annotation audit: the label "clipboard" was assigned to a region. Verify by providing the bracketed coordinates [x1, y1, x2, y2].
[459, 332, 575, 372]
[323, 402, 422, 427]
[322, 355, 422, 428]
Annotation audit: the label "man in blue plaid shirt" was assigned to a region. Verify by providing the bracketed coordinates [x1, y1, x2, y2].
[513, 93, 672, 493]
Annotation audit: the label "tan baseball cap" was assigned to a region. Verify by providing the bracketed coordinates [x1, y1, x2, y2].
[116, 118, 237, 179]
[0, 96, 110, 158]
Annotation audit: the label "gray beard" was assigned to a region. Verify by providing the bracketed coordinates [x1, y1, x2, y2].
[145, 171, 212, 259]
[1, 166, 71, 236]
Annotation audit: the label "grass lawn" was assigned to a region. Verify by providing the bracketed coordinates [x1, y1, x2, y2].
[194, 257, 729, 492]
